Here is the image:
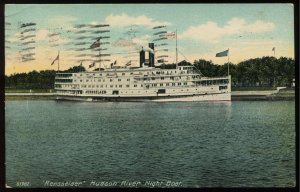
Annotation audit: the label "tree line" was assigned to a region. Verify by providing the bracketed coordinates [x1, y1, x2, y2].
[5, 56, 294, 90]
[173, 56, 294, 87]
[5, 66, 85, 89]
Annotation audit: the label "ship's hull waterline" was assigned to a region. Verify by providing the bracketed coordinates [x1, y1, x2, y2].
[55, 92, 231, 102]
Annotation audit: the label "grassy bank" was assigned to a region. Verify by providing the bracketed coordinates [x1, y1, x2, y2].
[232, 87, 277, 91]
[5, 88, 54, 93]
[232, 88, 295, 101]
[5, 95, 55, 101]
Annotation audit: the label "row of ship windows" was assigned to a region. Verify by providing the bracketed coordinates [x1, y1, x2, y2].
[72, 76, 200, 83]
[73, 70, 179, 77]
[82, 89, 194, 94]
[79, 82, 189, 88]
[56, 86, 225, 95]
[56, 83, 188, 89]
[56, 69, 196, 78]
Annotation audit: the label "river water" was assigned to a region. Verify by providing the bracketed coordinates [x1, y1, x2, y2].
[5, 100, 295, 188]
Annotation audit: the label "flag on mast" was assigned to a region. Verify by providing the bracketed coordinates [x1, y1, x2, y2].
[125, 60, 131, 66]
[90, 38, 100, 49]
[272, 47, 275, 51]
[159, 32, 176, 39]
[216, 49, 229, 57]
[89, 62, 95, 68]
[51, 53, 59, 65]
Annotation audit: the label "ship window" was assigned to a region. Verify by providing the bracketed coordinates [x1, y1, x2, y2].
[219, 86, 228, 90]
[127, 79, 130, 81]
[119, 85, 122, 88]
[122, 73, 125, 76]
[110, 79, 113, 82]
[110, 85, 113, 88]
[161, 77, 164, 80]
[151, 77, 155, 80]
[98, 79, 101, 82]
[134, 84, 137, 87]
[158, 89, 166, 94]
[101, 85, 103, 88]
[80, 80, 82, 82]
[184, 82, 187, 85]
[160, 83, 163, 86]
[166, 83, 169, 86]
[172, 83, 176, 86]
[126, 85, 130, 87]
[178, 83, 181, 85]
[118, 79, 121, 81]
[141, 84, 143, 87]
[86, 80, 89, 82]
[88, 85, 91, 88]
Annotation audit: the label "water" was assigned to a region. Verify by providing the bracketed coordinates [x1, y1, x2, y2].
[5, 100, 295, 188]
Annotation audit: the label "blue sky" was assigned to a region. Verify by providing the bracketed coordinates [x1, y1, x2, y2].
[5, 4, 294, 74]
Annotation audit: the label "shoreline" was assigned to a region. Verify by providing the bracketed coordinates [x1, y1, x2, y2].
[5, 90, 295, 101]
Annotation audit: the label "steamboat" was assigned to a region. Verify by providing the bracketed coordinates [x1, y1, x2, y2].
[54, 43, 231, 102]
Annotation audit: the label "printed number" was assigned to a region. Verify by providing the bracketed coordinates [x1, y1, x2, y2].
[16, 181, 31, 187]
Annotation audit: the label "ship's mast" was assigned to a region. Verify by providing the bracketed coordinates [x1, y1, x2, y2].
[176, 29, 178, 69]
[99, 43, 101, 71]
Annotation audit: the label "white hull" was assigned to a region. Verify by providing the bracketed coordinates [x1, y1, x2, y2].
[55, 92, 231, 102]
[153, 93, 231, 102]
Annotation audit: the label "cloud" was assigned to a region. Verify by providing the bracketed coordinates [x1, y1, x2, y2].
[105, 13, 171, 28]
[132, 35, 151, 47]
[46, 15, 78, 27]
[179, 17, 275, 42]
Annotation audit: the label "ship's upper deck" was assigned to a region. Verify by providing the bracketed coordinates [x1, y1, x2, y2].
[57, 65, 195, 74]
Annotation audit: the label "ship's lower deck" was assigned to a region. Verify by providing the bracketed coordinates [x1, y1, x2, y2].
[55, 92, 231, 102]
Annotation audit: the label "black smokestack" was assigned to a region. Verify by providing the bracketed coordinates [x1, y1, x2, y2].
[140, 47, 145, 67]
[148, 43, 154, 67]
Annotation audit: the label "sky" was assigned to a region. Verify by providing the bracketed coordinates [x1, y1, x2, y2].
[5, 4, 294, 75]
